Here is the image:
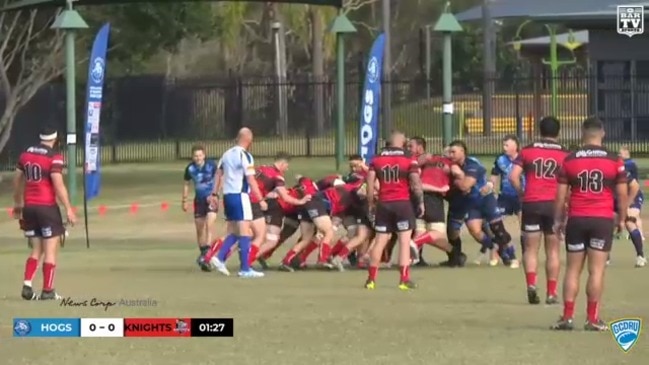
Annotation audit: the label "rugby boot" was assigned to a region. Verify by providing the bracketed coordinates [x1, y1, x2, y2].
[527, 286, 541, 304]
[317, 261, 334, 270]
[197, 256, 212, 272]
[635, 255, 647, 268]
[550, 317, 574, 331]
[409, 241, 420, 265]
[364, 279, 375, 290]
[398, 280, 417, 290]
[472, 251, 488, 265]
[257, 258, 270, 270]
[545, 295, 560, 305]
[508, 259, 520, 269]
[21, 285, 37, 301]
[584, 319, 609, 332]
[209, 257, 230, 276]
[347, 251, 358, 267]
[278, 263, 295, 272]
[39, 289, 62, 300]
[330, 256, 345, 272]
[238, 269, 265, 278]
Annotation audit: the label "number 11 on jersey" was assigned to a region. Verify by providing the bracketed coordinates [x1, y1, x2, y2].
[80, 318, 124, 337]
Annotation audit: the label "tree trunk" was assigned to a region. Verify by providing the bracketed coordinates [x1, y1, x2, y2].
[310, 7, 325, 136]
[0, 102, 18, 154]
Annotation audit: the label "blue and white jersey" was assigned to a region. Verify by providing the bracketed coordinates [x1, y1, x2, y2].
[217, 145, 255, 195]
[491, 154, 524, 196]
[184, 160, 217, 199]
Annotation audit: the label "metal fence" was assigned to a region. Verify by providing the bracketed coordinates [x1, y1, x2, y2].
[1, 69, 647, 169]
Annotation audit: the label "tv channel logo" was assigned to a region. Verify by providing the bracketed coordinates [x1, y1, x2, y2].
[610, 318, 642, 353]
[617, 5, 644, 37]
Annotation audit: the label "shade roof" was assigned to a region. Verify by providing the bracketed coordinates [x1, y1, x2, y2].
[1, 0, 342, 12]
[455, 0, 647, 22]
[506, 30, 589, 46]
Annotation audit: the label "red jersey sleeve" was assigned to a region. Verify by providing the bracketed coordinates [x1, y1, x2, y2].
[513, 149, 525, 167]
[615, 158, 627, 184]
[51, 153, 65, 174]
[274, 174, 286, 188]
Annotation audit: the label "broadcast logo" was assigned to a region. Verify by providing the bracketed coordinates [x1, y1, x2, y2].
[14, 320, 31, 336]
[610, 318, 642, 353]
[175, 319, 189, 334]
[617, 5, 644, 37]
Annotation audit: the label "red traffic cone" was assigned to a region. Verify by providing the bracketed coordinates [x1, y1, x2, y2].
[129, 203, 139, 215]
[160, 202, 169, 212]
[98, 205, 107, 216]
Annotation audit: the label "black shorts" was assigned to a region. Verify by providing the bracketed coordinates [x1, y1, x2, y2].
[374, 200, 416, 233]
[299, 196, 329, 222]
[21, 205, 65, 238]
[421, 193, 445, 223]
[521, 201, 555, 234]
[343, 201, 372, 228]
[194, 197, 217, 218]
[264, 199, 285, 227]
[251, 202, 265, 220]
[565, 217, 615, 252]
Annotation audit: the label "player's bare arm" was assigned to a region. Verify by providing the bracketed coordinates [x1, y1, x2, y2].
[616, 182, 629, 226]
[628, 178, 640, 201]
[51, 172, 76, 226]
[552, 182, 569, 238]
[12, 168, 24, 218]
[182, 180, 191, 211]
[246, 173, 265, 209]
[509, 164, 524, 195]
[275, 184, 310, 205]
[409, 172, 425, 217]
[454, 171, 477, 192]
[365, 170, 376, 209]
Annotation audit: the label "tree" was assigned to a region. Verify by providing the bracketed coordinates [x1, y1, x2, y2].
[0, 4, 64, 152]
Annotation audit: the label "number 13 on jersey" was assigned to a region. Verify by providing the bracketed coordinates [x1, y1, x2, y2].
[80, 318, 124, 337]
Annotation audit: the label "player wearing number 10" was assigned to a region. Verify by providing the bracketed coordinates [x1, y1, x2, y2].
[12, 126, 77, 301]
[510, 117, 569, 306]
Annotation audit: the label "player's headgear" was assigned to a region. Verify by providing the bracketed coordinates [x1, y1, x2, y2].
[39, 125, 58, 141]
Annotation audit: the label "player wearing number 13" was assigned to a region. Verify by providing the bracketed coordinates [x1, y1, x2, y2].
[12, 126, 77, 301]
[551, 117, 628, 331]
[365, 131, 422, 290]
[510, 117, 569, 306]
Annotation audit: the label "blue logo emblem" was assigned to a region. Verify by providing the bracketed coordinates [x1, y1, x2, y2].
[367, 57, 379, 84]
[610, 318, 642, 352]
[14, 319, 32, 336]
[91, 57, 105, 84]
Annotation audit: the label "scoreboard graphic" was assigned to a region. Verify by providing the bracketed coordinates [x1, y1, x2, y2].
[12, 318, 233, 338]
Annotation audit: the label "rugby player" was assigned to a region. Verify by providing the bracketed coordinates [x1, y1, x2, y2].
[447, 141, 512, 267]
[182, 145, 218, 271]
[618, 146, 646, 267]
[209, 128, 265, 278]
[365, 131, 422, 290]
[510, 116, 569, 305]
[552, 117, 627, 331]
[246, 153, 311, 266]
[14, 126, 77, 300]
[489, 135, 523, 268]
[407, 137, 462, 265]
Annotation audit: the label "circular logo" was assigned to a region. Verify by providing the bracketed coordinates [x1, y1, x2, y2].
[14, 320, 31, 336]
[367, 57, 379, 84]
[91, 57, 105, 84]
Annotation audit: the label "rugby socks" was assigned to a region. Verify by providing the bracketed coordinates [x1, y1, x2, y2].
[480, 235, 494, 251]
[281, 249, 299, 265]
[525, 272, 537, 288]
[337, 246, 351, 259]
[586, 301, 599, 323]
[203, 238, 223, 262]
[413, 232, 434, 248]
[299, 241, 319, 264]
[547, 279, 558, 297]
[563, 301, 575, 320]
[23, 257, 38, 287]
[399, 266, 410, 283]
[368, 265, 378, 281]
[449, 237, 462, 255]
[42, 263, 55, 291]
[248, 245, 260, 267]
[318, 242, 332, 263]
[217, 234, 238, 262]
[629, 229, 644, 256]
[199, 245, 209, 256]
[238, 236, 252, 271]
[331, 239, 346, 257]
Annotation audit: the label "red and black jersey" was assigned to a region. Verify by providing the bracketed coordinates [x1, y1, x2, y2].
[558, 146, 626, 219]
[17, 144, 64, 206]
[323, 179, 364, 216]
[277, 176, 317, 214]
[316, 174, 340, 191]
[253, 165, 285, 203]
[369, 147, 418, 202]
[514, 139, 569, 203]
[420, 154, 452, 193]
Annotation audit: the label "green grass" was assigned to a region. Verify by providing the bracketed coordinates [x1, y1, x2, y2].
[0, 159, 648, 364]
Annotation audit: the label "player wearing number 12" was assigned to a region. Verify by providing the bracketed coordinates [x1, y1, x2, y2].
[365, 131, 423, 290]
[12, 126, 77, 301]
[552, 117, 628, 331]
[510, 117, 569, 306]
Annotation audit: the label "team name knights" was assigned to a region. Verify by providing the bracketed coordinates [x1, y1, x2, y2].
[119, 298, 158, 307]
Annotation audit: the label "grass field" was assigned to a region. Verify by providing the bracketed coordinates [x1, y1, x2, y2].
[0, 158, 648, 365]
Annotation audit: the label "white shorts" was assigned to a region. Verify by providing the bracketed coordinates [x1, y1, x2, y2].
[223, 193, 252, 221]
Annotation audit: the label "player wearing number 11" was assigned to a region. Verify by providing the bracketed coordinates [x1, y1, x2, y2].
[12, 126, 77, 301]
[551, 117, 628, 331]
[510, 117, 569, 306]
[365, 131, 423, 290]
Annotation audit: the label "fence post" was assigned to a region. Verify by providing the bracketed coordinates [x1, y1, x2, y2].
[515, 68, 522, 139]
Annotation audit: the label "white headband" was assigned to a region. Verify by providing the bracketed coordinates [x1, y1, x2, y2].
[39, 132, 58, 141]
